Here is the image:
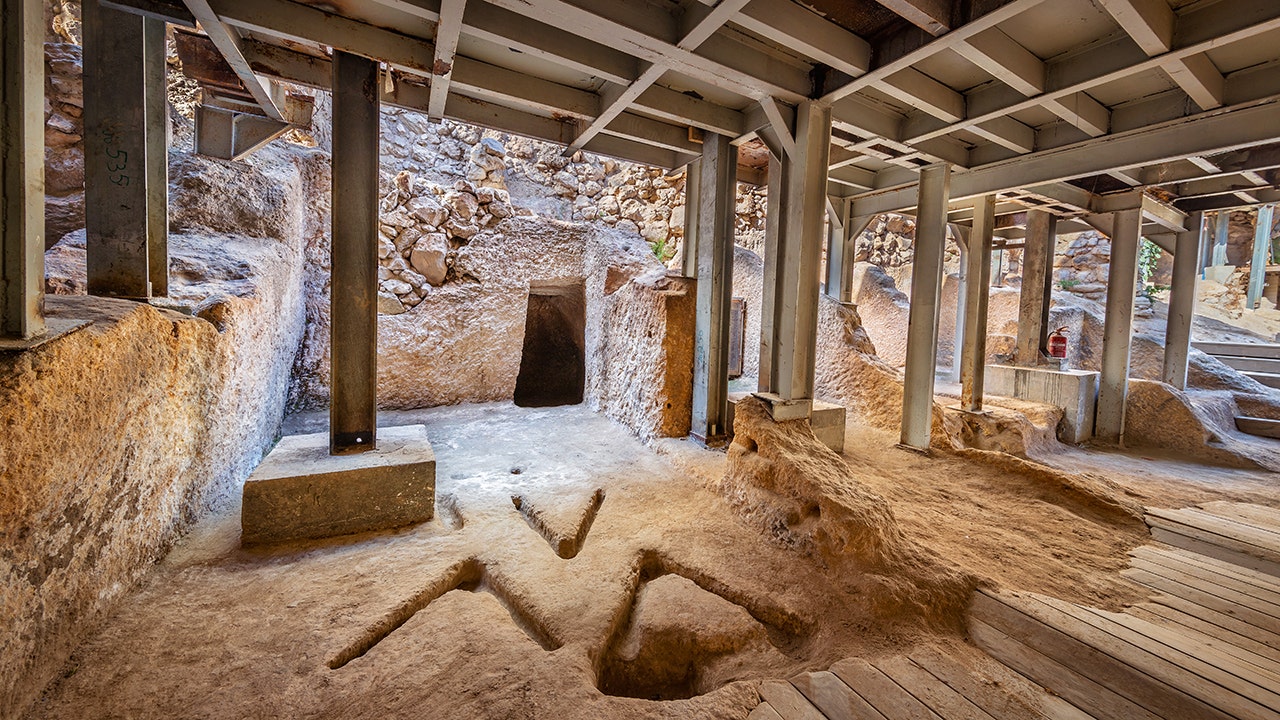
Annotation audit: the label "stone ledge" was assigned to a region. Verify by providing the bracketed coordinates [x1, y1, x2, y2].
[242, 424, 435, 546]
[985, 365, 1099, 444]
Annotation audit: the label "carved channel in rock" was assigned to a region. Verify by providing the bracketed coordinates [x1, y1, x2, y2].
[594, 550, 808, 701]
[514, 280, 586, 407]
[511, 488, 605, 559]
[328, 558, 560, 669]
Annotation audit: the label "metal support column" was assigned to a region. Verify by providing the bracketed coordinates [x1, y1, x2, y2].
[839, 214, 874, 304]
[1247, 205, 1274, 309]
[681, 159, 700, 278]
[330, 50, 380, 454]
[1, 0, 44, 339]
[84, 0, 166, 298]
[1162, 211, 1204, 390]
[1015, 209, 1056, 365]
[1211, 211, 1229, 267]
[900, 163, 950, 450]
[949, 223, 968, 384]
[960, 196, 995, 412]
[824, 203, 844, 300]
[1096, 208, 1143, 445]
[690, 132, 735, 443]
[758, 148, 786, 395]
[767, 101, 831, 402]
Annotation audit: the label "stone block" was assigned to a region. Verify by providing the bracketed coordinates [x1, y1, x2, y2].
[727, 392, 846, 453]
[241, 424, 435, 545]
[985, 365, 1099, 444]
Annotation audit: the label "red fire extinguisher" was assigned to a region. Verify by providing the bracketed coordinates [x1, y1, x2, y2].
[1048, 327, 1069, 358]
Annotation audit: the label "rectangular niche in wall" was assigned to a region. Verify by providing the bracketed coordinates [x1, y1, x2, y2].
[514, 280, 586, 407]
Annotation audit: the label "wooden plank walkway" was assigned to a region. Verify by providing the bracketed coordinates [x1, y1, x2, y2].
[757, 503, 1280, 719]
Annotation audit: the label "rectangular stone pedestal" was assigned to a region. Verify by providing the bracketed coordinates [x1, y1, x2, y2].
[242, 424, 435, 546]
[727, 392, 847, 453]
[984, 365, 1099, 444]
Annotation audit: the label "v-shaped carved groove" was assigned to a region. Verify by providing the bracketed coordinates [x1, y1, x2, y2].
[512, 488, 605, 559]
[328, 558, 560, 669]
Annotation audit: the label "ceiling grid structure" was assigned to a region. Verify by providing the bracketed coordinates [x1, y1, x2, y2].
[109, 0, 1280, 219]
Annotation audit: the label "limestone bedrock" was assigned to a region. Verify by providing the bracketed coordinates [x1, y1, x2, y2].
[241, 425, 436, 546]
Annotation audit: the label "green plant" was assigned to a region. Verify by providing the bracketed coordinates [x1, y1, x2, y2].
[650, 237, 676, 263]
[1057, 278, 1081, 290]
[1138, 238, 1162, 296]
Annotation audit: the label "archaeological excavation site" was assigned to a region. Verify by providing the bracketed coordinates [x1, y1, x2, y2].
[8, 0, 1280, 717]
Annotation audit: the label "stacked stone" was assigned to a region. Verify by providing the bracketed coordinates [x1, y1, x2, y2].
[853, 215, 917, 268]
[44, 43, 85, 246]
[1053, 231, 1111, 301]
[374, 173, 512, 315]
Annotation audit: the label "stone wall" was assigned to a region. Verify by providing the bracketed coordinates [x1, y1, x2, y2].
[4, 140, 325, 717]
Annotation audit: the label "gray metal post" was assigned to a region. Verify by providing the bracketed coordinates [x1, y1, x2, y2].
[330, 50, 380, 454]
[690, 132, 735, 443]
[1, 0, 45, 339]
[1016, 209, 1056, 365]
[1211, 211, 1229, 267]
[960, 196, 995, 412]
[1162, 211, 1204, 390]
[144, 17, 169, 296]
[1096, 208, 1143, 445]
[949, 223, 968, 384]
[824, 205, 844, 299]
[681, 159, 700, 278]
[840, 214, 874, 304]
[900, 163, 950, 450]
[758, 148, 786, 395]
[84, 0, 165, 299]
[770, 101, 831, 401]
[1247, 205, 1274, 309]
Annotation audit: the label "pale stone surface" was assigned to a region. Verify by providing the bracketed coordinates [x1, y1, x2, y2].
[241, 425, 436, 545]
[984, 365, 1099, 443]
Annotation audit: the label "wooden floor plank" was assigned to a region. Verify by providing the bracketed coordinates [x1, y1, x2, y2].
[1129, 602, 1280, 669]
[791, 670, 886, 720]
[874, 655, 995, 720]
[1148, 591, 1280, 653]
[1150, 527, 1280, 579]
[1134, 545, 1280, 597]
[1129, 556, 1280, 621]
[968, 616, 1162, 720]
[973, 591, 1198, 719]
[1197, 503, 1280, 534]
[829, 657, 943, 720]
[906, 647, 1076, 720]
[1123, 565, 1280, 634]
[1174, 508, 1280, 553]
[750, 703, 786, 720]
[759, 680, 827, 720]
[1111, 605, 1280, 684]
[1037, 598, 1280, 718]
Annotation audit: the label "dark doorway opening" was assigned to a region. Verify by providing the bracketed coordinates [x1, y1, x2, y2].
[514, 281, 586, 407]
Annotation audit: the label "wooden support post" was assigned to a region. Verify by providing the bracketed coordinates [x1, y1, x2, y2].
[1247, 205, 1274, 309]
[768, 101, 831, 402]
[1, 0, 44, 339]
[690, 132, 735, 444]
[900, 163, 950, 450]
[681, 159, 700, 278]
[1096, 208, 1142, 445]
[84, 0, 166, 299]
[960, 196, 995, 412]
[1015, 209, 1056, 365]
[1211, 210, 1229, 267]
[1163, 211, 1203, 390]
[330, 50, 380, 455]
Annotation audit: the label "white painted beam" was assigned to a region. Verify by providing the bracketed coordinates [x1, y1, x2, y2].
[183, 0, 284, 120]
[427, 0, 466, 120]
[1098, 0, 1175, 56]
[732, 0, 871, 78]
[955, 28, 1045, 96]
[876, 0, 950, 36]
[1043, 92, 1111, 137]
[1164, 53, 1224, 111]
[876, 68, 964, 123]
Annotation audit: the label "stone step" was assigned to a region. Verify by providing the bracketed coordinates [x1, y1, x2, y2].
[1193, 341, 1280, 360]
[1214, 355, 1280, 374]
[1236, 416, 1280, 439]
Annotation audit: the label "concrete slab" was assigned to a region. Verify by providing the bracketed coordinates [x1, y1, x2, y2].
[241, 424, 435, 546]
[726, 392, 847, 453]
[985, 365, 1099, 444]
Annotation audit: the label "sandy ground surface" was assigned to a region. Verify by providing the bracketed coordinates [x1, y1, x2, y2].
[23, 403, 1280, 719]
